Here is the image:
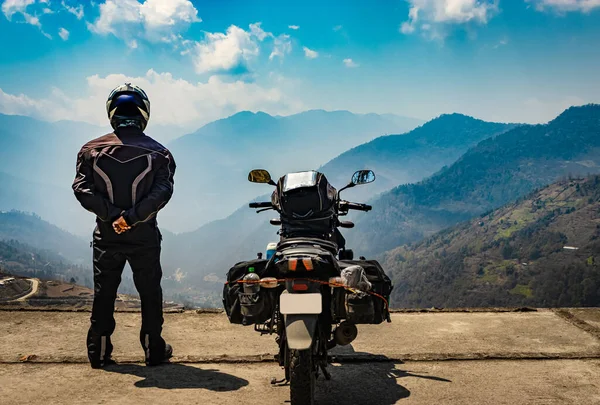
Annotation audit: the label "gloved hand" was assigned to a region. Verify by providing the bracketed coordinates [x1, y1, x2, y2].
[112, 216, 131, 234]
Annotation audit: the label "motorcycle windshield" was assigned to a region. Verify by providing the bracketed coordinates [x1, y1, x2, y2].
[282, 171, 318, 192]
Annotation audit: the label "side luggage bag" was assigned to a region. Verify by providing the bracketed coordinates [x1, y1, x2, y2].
[336, 259, 393, 324]
[222, 259, 277, 325]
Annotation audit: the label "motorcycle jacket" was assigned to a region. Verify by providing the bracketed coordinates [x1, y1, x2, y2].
[72, 126, 176, 228]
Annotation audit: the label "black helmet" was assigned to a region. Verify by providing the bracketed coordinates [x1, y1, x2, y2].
[106, 83, 150, 131]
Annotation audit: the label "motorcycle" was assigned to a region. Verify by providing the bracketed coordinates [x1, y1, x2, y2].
[223, 169, 392, 405]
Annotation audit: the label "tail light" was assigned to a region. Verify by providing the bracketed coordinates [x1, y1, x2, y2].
[291, 281, 309, 291]
[288, 258, 298, 271]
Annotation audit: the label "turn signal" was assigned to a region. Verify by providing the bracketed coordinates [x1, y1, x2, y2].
[288, 258, 298, 271]
[302, 258, 314, 271]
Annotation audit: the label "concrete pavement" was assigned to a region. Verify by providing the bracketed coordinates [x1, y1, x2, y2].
[2, 308, 600, 404]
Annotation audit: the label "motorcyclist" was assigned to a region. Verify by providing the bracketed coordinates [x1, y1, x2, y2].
[72, 83, 176, 368]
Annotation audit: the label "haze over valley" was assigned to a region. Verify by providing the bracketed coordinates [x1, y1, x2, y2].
[2, 104, 599, 308]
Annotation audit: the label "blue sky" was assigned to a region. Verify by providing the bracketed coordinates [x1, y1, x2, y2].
[0, 0, 599, 133]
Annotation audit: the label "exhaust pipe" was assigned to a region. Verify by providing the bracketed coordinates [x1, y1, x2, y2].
[334, 321, 358, 346]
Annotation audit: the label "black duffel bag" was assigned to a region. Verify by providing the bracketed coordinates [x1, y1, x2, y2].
[222, 259, 278, 325]
[337, 260, 393, 324]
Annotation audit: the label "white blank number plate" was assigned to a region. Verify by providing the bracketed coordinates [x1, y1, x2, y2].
[280, 292, 322, 315]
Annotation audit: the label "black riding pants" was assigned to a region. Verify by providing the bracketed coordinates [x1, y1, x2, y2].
[87, 223, 166, 364]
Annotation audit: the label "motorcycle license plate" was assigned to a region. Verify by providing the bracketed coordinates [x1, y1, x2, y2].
[279, 292, 322, 315]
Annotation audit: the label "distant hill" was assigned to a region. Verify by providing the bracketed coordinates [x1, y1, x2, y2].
[383, 176, 600, 308]
[0, 239, 91, 287]
[320, 113, 514, 202]
[348, 104, 600, 256]
[160, 196, 276, 294]
[0, 211, 90, 264]
[0, 172, 91, 238]
[164, 110, 423, 231]
[0, 211, 141, 296]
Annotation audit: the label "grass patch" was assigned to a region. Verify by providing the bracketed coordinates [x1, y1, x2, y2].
[509, 284, 533, 298]
[494, 208, 537, 240]
[478, 261, 516, 283]
[479, 268, 499, 283]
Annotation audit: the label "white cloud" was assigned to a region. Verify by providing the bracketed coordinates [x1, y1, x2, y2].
[333, 25, 343, 31]
[89, 0, 201, 46]
[193, 23, 292, 74]
[400, 0, 499, 39]
[193, 25, 260, 74]
[1, 0, 55, 38]
[61, 0, 84, 19]
[58, 27, 69, 40]
[288, 24, 300, 30]
[343, 58, 358, 68]
[140, 0, 199, 27]
[0, 70, 303, 130]
[303, 46, 318, 59]
[22, 11, 39, 26]
[527, 0, 600, 12]
[249, 22, 269, 40]
[1, 0, 35, 19]
[269, 34, 292, 60]
[1, 0, 46, 29]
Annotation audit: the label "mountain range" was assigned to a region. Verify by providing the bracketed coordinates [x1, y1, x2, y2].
[347, 104, 600, 256]
[159, 113, 518, 300]
[1, 105, 599, 308]
[320, 113, 514, 202]
[0, 110, 422, 234]
[164, 110, 423, 230]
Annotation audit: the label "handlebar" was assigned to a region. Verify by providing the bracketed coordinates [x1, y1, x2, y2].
[340, 201, 372, 212]
[249, 202, 273, 209]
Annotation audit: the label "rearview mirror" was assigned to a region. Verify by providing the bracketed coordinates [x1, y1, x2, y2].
[351, 170, 375, 185]
[248, 169, 273, 184]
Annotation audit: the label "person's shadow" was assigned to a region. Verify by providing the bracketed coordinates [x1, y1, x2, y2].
[104, 362, 249, 391]
[313, 344, 451, 404]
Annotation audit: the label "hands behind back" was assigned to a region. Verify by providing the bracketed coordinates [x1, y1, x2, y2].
[112, 216, 131, 234]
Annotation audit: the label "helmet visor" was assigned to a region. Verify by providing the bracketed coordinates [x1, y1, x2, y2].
[111, 94, 144, 118]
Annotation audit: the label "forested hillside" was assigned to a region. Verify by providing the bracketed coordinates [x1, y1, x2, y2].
[384, 175, 600, 308]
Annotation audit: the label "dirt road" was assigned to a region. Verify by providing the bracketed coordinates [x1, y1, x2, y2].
[16, 278, 39, 301]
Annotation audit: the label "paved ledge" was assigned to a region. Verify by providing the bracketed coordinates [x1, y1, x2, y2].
[2, 309, 600, 364]
[2, 308, 600, 404]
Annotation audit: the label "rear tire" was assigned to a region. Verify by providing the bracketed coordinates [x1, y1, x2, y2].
[289, 348, 315, 405]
